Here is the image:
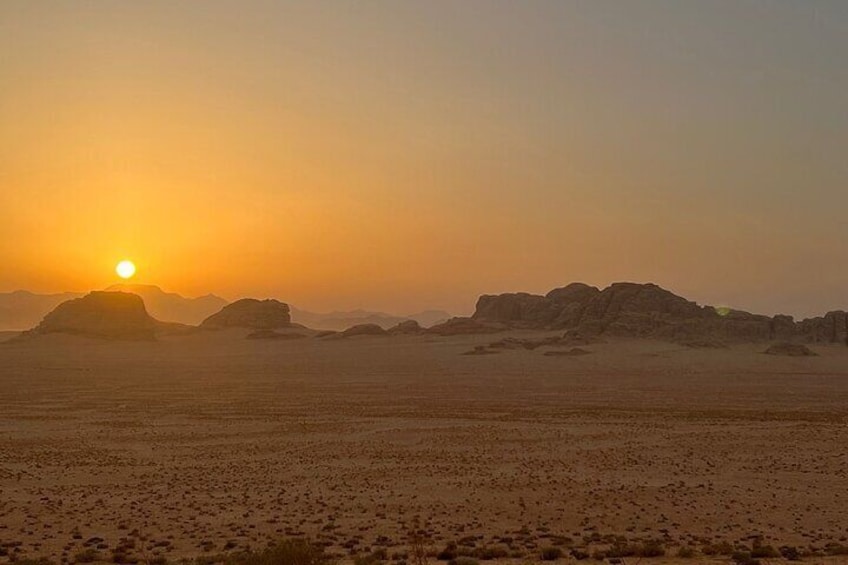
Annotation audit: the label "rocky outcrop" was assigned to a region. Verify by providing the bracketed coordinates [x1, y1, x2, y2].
[201, 299, 291, 330]
[797, 311, 848, 345]
[473, 292, 562, 328]
[340, 323, 388, 337]
[387, 320, 424, 335]
[23, 292, 158, 340]
[461, 281, 847, 345]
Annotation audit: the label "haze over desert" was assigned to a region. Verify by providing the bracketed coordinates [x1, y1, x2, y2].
[2, 2, 848, 565]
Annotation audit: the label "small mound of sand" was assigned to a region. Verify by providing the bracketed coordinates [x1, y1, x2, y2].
[764, 342, 817, 357]
[543, 347, 592, 357]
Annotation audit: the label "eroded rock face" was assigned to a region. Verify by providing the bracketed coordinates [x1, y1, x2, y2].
[464, 281, 847, 344]
[28, 292, 157, 340]
[798, 311, 848, 345]
[473, 293, 561, 328]
[201, 299, 291, 330]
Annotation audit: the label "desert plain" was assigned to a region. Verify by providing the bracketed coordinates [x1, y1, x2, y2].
[1, 330, 847, 564]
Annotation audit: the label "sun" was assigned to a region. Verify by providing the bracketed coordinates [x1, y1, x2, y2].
[116, 260, 136, 280]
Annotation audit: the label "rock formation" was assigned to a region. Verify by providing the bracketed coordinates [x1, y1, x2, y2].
[386, 320, 424, 335]
[201, 299, 291, 330]
[23, 292, 158, 340]
[797, 311, 848, 345]
[441, 281, 848, 345]
[340, 323, 388, 338]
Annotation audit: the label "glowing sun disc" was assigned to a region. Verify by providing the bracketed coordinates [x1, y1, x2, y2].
[116, 260, 136, 279]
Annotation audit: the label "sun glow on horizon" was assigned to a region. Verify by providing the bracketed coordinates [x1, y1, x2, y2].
[116, 260, 136, 280]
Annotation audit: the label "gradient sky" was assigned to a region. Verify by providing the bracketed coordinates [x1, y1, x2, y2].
[1, 1, 847, 317]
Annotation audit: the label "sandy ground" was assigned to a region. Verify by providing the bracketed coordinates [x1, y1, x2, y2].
[1, 331, 847, 563]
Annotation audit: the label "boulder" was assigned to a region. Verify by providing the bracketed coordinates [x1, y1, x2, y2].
[201, 299, 291, 330]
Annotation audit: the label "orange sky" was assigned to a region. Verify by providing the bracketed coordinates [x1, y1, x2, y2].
[1, 2, 847, 317]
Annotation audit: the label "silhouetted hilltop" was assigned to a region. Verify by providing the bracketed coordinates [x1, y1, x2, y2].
[429, 282, 847, 345]
[201, 298, 291, 330]
[289, 307, 450, 330]
[0, 286, 227, 329]
[106, 284, 227, 325]
[0, 290, 84, 330]
[20, 291, 159, 340]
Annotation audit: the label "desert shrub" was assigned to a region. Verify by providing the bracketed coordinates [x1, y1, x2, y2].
[224, 539, 328, 565]
[751, 543, 779, 559]
[74, 550, 100, 564]
[569, 548, 589, 561]
[826, 543, 848, 555]
[635, 540, 665, 558]
[472, 547, 507, 560]
[779, 546, 801, 561]
[676, 546, 696, 558]
[540, 547, 563, 561]
[435, 544, 456, 561]
[447, 558, 478, 565]
[702, 541, 734, 556]
[731, 551, 760, 565]
[604, 544, 630, 558]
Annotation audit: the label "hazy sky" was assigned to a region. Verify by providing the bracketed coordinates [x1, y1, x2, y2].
[1, 1, 846, 317]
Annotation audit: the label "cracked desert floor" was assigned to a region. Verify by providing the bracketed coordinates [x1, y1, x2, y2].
[1, 331, 847, 563]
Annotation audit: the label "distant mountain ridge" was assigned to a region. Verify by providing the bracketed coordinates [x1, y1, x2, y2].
[0, 286, 451, 331]
[106, 284, 227, 325]
[0, 285, 227, 329]
[4, 281, 846, 345]
[0, 290, 84, 330]
[289, 307, 450, 330]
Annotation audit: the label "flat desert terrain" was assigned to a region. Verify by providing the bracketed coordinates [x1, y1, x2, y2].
[1, 331, 847, 564]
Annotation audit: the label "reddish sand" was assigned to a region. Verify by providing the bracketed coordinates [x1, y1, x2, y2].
[1, 331, 847, 563]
